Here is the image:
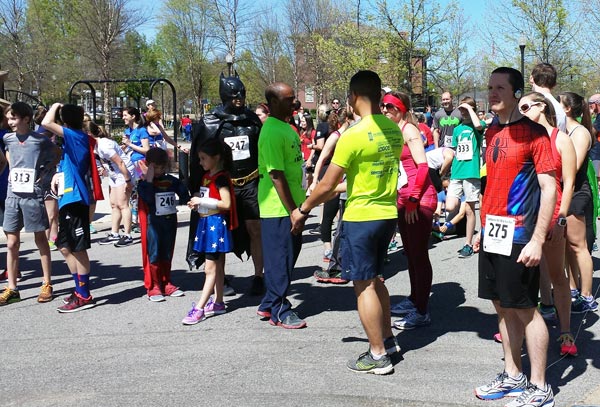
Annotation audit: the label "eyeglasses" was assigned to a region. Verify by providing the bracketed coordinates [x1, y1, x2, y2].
[519, 102, 543, 114]
[380, 103, 397, 111]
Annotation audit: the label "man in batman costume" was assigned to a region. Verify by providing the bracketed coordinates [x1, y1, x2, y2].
[187, 73, 264, 295]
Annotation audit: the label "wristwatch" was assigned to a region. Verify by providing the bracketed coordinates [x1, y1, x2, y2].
[557, 217, 567, 227]
[408, 196, 419, 203]
[298, 204, 310, 216]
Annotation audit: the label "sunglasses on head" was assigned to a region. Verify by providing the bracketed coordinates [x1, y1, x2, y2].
[519, 102, 543, 114]
[380, 103, 397, 111]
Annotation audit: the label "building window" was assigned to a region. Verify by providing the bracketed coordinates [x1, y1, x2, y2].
[305, 86, 314, 103]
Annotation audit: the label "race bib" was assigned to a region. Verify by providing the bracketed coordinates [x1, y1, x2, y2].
[155, 191, 177, 216]
[397, 161, 408, 189]
[224, 135, 250, 161]
[456, 140, 473, 161]
[11, 168, 35, 193]
[483, 215, 516, 256]
[444, 135, 453, 147]
[197, 186, 210, 214]
[56, 172, 65, 196]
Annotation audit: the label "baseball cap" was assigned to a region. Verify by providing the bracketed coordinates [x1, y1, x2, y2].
[146, 99, 156, 107]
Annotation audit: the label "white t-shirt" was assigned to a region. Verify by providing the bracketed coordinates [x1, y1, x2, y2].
[96, 137, 135, 187]
[542, 91, 567, 133]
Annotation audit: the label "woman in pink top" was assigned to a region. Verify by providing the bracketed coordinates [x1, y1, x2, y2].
[519, 91, 577, 356]
[383, 91, 437, 330]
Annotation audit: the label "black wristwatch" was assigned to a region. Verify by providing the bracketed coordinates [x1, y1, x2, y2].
[298, 204, 310, 216]
[408, 196, 419, 203]
[557, 217, 567, 227]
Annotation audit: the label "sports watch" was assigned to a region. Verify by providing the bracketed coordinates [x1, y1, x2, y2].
[557, 217, 567, 227]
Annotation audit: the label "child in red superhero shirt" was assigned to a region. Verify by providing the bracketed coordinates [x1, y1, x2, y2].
[137, 147, 190, 302]
[182, 139, 237, 325]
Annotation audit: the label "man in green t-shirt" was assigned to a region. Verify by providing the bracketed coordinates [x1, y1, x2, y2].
[257, 82, 307, 329]
[292, 70, 403, 375]
[447, 96, 483, 259]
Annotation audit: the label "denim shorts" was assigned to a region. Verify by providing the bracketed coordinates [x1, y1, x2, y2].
[340, 219, 396, 281]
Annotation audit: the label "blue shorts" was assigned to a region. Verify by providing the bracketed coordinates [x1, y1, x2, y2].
[340, 219, 396, 281]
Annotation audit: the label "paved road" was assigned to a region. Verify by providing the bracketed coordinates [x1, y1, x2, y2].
[2, 159, 600, 406]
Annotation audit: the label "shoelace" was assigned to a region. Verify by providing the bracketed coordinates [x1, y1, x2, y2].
[186, 303, 200, 317]
[0, 287, 14, 301]
[513, 383, 542, 403]
[489, 372, 508, 388]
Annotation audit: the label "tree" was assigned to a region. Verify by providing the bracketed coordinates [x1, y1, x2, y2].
[64, 0, 143, 126]
[374, 0, 457, 103]
[0, 0, 29, 92]
[157, 0, 215, 116]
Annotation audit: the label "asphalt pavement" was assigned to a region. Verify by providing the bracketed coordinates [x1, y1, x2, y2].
[2, 147, 600, 407]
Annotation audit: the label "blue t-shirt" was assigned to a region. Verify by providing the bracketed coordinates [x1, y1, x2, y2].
[58, 127, 90, 208]
[125, 126, 150, 162]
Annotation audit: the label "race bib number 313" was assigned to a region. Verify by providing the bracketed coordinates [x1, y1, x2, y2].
[483, 215, 515, 256]
[11, 168, 35, 193]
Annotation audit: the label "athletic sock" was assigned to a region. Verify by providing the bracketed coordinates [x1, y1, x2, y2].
[370, 351, 385, 360]
[77, 274, 91, 298]
[72, 273, 79, 291]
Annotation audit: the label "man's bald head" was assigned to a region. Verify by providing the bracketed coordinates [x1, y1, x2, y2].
[265, 82, 295, 121]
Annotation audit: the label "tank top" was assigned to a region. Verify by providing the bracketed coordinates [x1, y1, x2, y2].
[550, 128, 563, 222]
[397, 122, 437, 210]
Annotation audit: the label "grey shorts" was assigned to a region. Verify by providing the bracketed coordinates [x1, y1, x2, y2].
[3, 196, 49, 233]
[448, 178, 481, 202]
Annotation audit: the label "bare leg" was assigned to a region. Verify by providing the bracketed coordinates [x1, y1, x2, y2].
[197, 259, 217, 309]
[34, 231, 52, 284]
[566, 214, 593, 297]
[5, 232, 20, 290]
[354, 279, 386, 356]
[465, 201, 477, 246]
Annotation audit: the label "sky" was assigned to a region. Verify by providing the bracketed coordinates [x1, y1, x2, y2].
[133, 0, 488, 42]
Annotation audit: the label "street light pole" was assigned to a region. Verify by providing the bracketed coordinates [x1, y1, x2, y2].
[225, 53, 234, 76]
[519, 36, 526, 79]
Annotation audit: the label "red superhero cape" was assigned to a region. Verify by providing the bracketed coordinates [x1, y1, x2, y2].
[88, 136, 104, 201]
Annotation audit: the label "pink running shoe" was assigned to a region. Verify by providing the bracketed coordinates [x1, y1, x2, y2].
[204, 297, 226, 317]
[182, 303, 205, 325]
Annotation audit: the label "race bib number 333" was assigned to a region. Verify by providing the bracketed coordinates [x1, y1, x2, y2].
[483, 215, 515, 256]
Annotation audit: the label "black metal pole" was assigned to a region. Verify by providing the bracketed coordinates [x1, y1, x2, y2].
[520, 45, 525, 79]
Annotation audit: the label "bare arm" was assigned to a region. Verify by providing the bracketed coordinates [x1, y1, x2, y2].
[41, 103, 64, 137]
[432, 128, 440, 148]
[270, 170, 297, 214]
[556, 131, 576, 217]
[517, 171, 556, 267]
[570, 127, 592, 170]
[310, 132, 340, 190]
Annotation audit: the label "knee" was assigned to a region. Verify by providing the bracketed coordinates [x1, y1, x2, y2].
[6, 237, 20, 251]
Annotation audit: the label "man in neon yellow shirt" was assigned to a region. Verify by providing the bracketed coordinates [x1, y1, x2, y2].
[257, 82, 307, 329]
[292, 71, 403, 374]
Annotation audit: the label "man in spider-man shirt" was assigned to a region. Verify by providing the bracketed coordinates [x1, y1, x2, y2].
[473, 67, 557, 406]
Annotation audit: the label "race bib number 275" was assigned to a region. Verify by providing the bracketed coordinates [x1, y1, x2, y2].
[483, 215, 515, 256]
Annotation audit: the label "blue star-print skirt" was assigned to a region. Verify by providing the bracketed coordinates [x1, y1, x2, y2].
[193, 213, 233, 254]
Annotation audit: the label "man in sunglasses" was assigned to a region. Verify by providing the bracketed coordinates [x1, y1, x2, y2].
[474, 67, 556, 406]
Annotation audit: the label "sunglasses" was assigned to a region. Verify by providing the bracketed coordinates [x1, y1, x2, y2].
[519, 102, 543, 114]
[332, 101, 340, 105]
[380, 103, 397, 111]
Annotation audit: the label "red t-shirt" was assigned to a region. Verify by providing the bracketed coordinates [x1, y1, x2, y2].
[419, 123, 434, 146]
[481, 118, 555, 244]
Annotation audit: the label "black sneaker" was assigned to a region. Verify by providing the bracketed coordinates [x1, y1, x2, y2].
[223, 277, 236, 296]
[347, 351, 394, 375]
[98, 233, 121, 245]
[114, 235, 134, 247]
[249, 275, 265, 296]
